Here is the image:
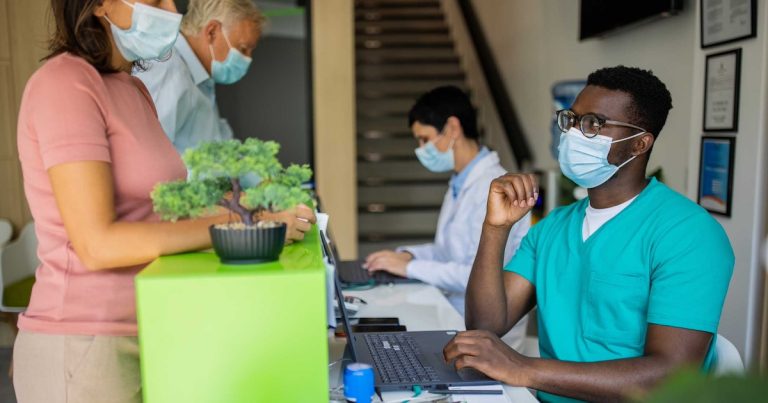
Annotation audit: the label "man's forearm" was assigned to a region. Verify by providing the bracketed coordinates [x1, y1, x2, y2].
[465, 224, 512, 334]
[522, 355, 685, 402]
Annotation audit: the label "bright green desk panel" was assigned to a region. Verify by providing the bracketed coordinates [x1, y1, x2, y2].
[136, 227, 329, 403]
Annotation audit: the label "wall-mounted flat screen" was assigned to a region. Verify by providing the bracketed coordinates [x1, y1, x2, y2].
[580, 0, 683, 40]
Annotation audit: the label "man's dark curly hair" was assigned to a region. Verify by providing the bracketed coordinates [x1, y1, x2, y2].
[587, 66, 673, 139]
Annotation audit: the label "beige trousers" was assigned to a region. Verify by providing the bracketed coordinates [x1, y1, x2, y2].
[13, 330, 142, 403]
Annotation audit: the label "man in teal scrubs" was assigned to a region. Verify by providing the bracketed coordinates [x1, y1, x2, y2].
[443, 66, 734, 402]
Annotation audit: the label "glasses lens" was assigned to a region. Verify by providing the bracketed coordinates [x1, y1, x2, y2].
[580, 115, 601, 137]
[556, 110, 573, 132]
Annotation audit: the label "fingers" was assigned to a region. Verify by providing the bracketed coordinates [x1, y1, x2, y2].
[366, 256, 388, 272]
[443, 338, 482, 362]
[295, 204, 317, 224]
[293, 217, 312, 233]
[286, 226, 306, 242]
[364, 250, 392, 266]
[494, 174, 539, 208]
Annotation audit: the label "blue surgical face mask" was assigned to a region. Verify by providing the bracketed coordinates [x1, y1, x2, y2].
[105, 0, 182, 62]
[558, 127, 646, 188]
[415, 136, 455, 173]
[210, 33, 253, 85]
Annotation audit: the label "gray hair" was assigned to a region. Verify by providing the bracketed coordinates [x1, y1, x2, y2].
[181, 0, 265, 36]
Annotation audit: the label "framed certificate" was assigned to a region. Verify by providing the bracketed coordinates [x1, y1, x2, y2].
[703, 49, 741, 132]
[701, 0, 756, 48]
[698, 136, 735, 217]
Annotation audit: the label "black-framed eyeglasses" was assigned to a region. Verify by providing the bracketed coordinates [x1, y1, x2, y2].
[555, 109, 647, 138]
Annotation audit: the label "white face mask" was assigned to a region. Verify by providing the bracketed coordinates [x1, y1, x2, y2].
[209, 33, 253, 85]
[414, 136, 455, 173]
[105, 0, 182, 62]
[557, 127, 646, 188]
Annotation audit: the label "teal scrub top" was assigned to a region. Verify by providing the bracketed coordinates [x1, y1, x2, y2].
[505, 178, 734, 403]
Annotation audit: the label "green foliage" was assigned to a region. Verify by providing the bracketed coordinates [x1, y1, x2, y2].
[183, 138, 283, 181]
[151, 138, 314, 222]
[151, 179, 228, 221]
[639, 368, 768, 403]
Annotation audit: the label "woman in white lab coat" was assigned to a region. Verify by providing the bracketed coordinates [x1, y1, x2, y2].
[365, 86, 531, 350]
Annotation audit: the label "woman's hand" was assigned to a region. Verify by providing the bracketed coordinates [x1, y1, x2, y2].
[259, 204, 317, 243]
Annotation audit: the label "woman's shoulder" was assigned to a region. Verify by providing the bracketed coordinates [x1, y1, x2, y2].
[28, 52, 103, 92]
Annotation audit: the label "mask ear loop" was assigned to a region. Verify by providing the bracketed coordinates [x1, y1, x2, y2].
[208, 21, 227, 65]
[613, 131, 649, 168]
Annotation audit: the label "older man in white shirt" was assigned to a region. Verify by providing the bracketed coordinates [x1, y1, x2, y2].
[365, 86, 531, 350]
[136, 0, 316, 242]
[136, 0, 261, 154]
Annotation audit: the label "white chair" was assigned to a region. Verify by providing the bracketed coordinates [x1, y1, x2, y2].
[0, 219, 11, 248]
[0, 222, 39, 313]
[714, 334, 744, 375]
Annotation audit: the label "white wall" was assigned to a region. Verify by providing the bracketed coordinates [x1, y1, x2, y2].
[471, 0, 768, 365]
[685, 0, 768, 366]
[471, 0, 695, 192]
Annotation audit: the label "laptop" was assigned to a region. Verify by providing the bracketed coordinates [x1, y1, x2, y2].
[321, 232, 499, 392]
[320, 228, 419, 285]
[337, 259, 420, 285]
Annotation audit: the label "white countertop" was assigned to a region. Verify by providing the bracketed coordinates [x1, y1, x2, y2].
[329, 282, 538, 403]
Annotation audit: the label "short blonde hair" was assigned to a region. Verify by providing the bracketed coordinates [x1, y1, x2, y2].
[181, 0, 265, 36]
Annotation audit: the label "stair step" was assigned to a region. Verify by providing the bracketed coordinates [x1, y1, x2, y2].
[359, 183, 447, 206]
[358, 137, 417, 159]
[357, 79, 466, 98]
[359, 161, 450, 182]
[358, 97, 416, 116]
[359, 129, 412, 139]
[357, 63, 463, 80]
[356, 0, 441, 9]
[356, 8, 443, 21]
[357, 48, 459, 64]
[357, 34, 453, 49]
[358, 116, 410, 133]
[356, 20, 448, 35]
[359, 210, 440, 235]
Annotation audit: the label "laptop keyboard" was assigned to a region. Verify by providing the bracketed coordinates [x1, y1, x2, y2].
[341, 264, 374, 283]
[364, 333, 441, 385]
[340, 266, 397, 284]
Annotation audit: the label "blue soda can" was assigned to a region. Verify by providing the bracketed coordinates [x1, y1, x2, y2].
[343, 362, 375, 403]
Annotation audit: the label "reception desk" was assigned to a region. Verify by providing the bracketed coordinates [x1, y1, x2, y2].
[136, 228, 329, 403]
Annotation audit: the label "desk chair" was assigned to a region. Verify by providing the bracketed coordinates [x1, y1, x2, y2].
[0, 220, 11, 249]
[0, 222, 38, 314]
[714, 334, 744, 375]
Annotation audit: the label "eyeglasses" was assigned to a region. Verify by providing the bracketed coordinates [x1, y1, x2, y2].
[555, 109, 647, 138]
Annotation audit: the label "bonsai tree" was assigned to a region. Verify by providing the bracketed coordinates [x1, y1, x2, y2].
[151, 138, 313, 227]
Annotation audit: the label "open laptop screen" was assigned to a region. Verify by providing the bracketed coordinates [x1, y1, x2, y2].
[320, 230, 358, 361]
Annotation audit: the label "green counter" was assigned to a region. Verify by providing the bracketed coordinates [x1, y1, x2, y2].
[136, 227, 329, 403]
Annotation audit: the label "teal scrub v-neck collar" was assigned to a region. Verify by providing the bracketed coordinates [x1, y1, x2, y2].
[576, 178, 659, 249]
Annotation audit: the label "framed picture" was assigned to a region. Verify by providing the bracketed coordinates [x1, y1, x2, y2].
[698, 136, 735, 217]
[701, 0, 757, 48]
[703, 48, 741, 132]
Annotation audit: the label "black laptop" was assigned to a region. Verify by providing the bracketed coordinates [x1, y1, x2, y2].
[337, 259, 420, 285]
[321, 232, 499, 392]
[320, 229, 419, 285]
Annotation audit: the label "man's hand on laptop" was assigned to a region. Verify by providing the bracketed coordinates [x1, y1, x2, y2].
[443, 329, 531, 387]
[485, 173, 538, 229]
[363, 250, 413, 277]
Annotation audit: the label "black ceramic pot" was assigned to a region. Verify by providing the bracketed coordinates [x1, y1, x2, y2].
[209, 223, 287, 264]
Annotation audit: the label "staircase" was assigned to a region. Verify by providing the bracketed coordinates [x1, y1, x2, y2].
[355, 0, 468, 257]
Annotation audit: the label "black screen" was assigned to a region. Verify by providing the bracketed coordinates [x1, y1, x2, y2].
[580, 0, 683, 40]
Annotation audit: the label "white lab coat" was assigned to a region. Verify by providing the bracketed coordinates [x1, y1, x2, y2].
[399, 151, 531, 350]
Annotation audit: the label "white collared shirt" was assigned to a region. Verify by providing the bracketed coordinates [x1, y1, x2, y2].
[134, 35, 234, 154]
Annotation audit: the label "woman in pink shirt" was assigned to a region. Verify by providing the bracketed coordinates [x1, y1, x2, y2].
[14, 1, 313, 402]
